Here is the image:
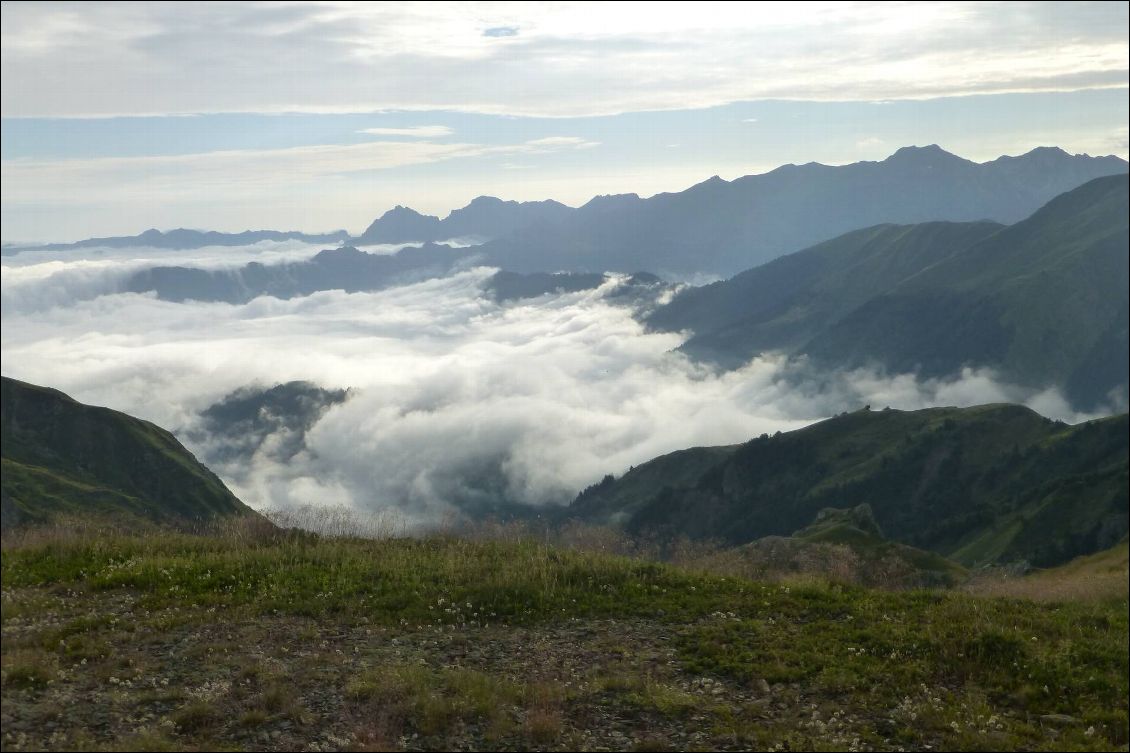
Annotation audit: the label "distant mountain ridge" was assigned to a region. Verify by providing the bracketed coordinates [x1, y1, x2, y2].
[653, 174, 1129, 410]
[2, 227, 351, 256]
[122, 243, 473, 303]
[475, 145, 1127, 277]
[9, 146, 1124, 277]
[356, 196, 573, 245]
[0, 376, 258, 528]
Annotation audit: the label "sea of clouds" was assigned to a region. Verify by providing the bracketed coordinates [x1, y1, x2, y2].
[0, 243, 1113, 528]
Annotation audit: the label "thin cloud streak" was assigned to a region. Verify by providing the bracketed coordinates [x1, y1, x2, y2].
[0, 134, 601, 205]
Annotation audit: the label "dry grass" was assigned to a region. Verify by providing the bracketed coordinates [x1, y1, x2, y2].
[965, 541, 1129, 602]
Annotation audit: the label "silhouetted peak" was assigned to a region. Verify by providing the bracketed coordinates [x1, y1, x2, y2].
[466, 195, 507, 207]
[690, 175, 728, 190]
[884, 144, 966, 164]
[581, 193, 641, 211]
[380, 205, 431, 219]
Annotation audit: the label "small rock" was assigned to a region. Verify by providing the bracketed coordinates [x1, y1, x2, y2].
[1040, 713, 1081, 727]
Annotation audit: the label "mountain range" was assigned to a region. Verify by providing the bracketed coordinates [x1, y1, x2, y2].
[7, 146, 1125, 279]
[650, 174, 1130, 410]
[472, 145, 1126, 277]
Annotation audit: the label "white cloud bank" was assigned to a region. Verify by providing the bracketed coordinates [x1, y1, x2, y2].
[1, 244, 1116, 529]
[2, 2, 1126, 118]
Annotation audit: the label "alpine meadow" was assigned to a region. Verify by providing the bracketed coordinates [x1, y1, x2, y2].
[1, 3, 1127, 752]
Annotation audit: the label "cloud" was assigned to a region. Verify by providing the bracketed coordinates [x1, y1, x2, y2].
[522, 136, 601, 150]
[357, 125, 455, 138]
[2, 243, 1117, 529]
[2, 2, 1126, 118]
[0, 134, 601, 208]
[483, 26, 519, 38]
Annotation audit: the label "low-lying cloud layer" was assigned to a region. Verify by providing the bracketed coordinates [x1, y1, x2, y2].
[1, 245, 1115, 528]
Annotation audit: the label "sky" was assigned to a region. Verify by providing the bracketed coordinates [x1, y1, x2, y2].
[2, 1, 1128, 242]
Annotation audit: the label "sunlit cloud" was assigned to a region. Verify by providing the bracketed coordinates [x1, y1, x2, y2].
[357, 125, 455, 138]
[2, 2, 1125, 119]
[1, 244, 1114, 526]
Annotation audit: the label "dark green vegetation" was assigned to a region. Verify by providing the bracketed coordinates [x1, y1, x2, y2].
[652, 174, 1130, 410]
[567, 404, 1129, 569]
[0, 377, 257, 528]
[2, 526, 1125, 751]
[192, 381, 349, 466]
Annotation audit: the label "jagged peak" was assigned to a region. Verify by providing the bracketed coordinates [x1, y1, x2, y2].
[380, 205, 431, 217]
[581, 193, 641, 210]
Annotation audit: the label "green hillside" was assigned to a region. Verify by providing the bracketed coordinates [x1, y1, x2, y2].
[1, 376, 258, 528]
[654, 175, 1129, 410]
[806, 175, 1129, 406]
[651, 220, 1003, 363]
[566, 404, 1129, 568]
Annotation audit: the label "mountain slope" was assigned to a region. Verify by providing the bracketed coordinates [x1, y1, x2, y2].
[566, 404, 1129, 568]
[475, 145, 1126, 277]
[725, 504, 968, 588]
[0, 376, 257, 528]
[650, 220, 1004, 363]
[654, 175, 1129, 409]
[803, 174, 1129, 406]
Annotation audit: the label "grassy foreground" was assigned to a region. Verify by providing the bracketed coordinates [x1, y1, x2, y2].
[2, 522, 1127, 752]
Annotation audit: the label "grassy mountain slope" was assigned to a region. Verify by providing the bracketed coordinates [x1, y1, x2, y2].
[804, 175, 1129, 406]
[566, 405, 1129, 568]
[650, 220, 1003, 365]
[968, 538, 1129, 603]
[0, 377, 256, 528]
[687, 504, 969, 589]
[655, 175, 1129, 409]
